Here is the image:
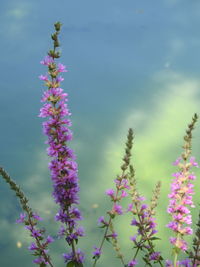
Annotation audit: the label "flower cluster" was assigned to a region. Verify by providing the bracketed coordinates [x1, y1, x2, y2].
[39, 22, 84, 265]
[167, 156, 198, 251]
[166, 113, 198, 266]
[16, 213, 54, 266]
[167, 115, 198, 252]
[106, 177, 130, 216]
[127, 193, 162, 266]
[125, 159, 163, 266]
[165, 258, 192, 267]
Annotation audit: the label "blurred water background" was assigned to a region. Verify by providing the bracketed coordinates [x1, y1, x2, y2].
[1, 0, 200, 266]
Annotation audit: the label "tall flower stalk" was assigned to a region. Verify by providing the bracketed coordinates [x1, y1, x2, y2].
[127, 165, 163, 267]
[92, 128, 134, 267]
[0, 167, 54, 267]
[167, 113, 198, 267]
[39, 22, 84, 266]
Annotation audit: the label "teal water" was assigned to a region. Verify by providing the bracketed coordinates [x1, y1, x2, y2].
[1, 0, 200, 266]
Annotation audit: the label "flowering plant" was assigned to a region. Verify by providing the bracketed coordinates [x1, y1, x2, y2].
[0, 22, 200, 267]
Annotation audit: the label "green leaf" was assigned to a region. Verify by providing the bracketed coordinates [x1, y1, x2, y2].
[66, 261, 75, 267]
[98, 225, 107, 229]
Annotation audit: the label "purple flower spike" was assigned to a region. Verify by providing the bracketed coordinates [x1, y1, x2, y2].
[39, 23, 84, 264]
[167, 155, 198, 252]
[167, 114, 198, 266]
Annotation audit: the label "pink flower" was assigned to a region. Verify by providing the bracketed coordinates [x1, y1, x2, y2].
[105, 188, 115, 197]
[16, 213, 26, 223]
[190, 156, 199, 167]
[121, 190, 128, 198]
[33, 213, 43, 221]
[128, 259, 138, 266]
[113, 204, 123, 215]
[58, 63, 68, 72]
[39, 74, 48, 81]
[167, 155, 197, 252]
[173, 157, 181, 166]
[40, 55, 54, 66]
[92, 246, 101, 257]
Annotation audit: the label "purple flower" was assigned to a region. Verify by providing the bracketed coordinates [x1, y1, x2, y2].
[105, 188, 115, 197]
[180, 258, 192, 267]
[121, 190, 128, 198]
[63, 251, 73, 262]
[16, 213, 26, 223]
[33, 256, 48, 265]
[39, 74, 48, 81]
[56, 76, 64, 82]
[97, 216, 105, 225]
[31, 228, 42, 238]
[128, 195, 160, 256]
[113, 204, 123, 215]
[32, 213, 43, 221]
[170, 237, 188, 251]
[28, 242, 38, 251]
[149, 252, 161, 261]
[40, 56, 54, 66]
[130, 235, 137, 242]
[76, 249, 85, 263]
[57, 63, 68, 73]
[190, 156, 199, 167]
[76, 226, 85, 237]
[40, 55, 54, 66]
[92, 246, 102, 257]
[173, 157, 181, 166]
[63, 249, 84, 264]
[165, 260, 173, 267]
[46, 236, 54, 244]
[127, 259, 138, 266]
[131, 218, 139, 226]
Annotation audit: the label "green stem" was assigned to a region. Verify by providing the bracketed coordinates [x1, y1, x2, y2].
[173, 251, 178, 267]
[92, 171, 126, 267]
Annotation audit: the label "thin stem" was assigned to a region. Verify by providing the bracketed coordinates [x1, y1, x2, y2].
[93, 171, 126, 267]
[133, 245, 140, 260]
[173, 252, 178, 267]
